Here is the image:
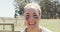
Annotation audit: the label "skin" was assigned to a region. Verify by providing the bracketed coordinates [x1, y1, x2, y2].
[24, 6, 41, 32]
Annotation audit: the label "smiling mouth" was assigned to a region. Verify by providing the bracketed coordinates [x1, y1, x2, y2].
[29, 23, 35, 25]
[28, 22, 36, 27]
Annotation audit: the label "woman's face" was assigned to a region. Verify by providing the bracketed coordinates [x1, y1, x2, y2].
[24, 8, 41, 29]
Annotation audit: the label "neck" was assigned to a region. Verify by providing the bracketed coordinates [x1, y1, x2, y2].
[27, 26, 40, 32]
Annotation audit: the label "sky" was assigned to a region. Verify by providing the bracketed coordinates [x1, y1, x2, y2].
[53, 0, 60, 3]
[0, 0, 15, 17]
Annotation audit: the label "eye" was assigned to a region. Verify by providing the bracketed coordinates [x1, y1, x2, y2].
[26, 15, 29, 17]
[26, 15, 30, 20]
[33, 15, 38, 19]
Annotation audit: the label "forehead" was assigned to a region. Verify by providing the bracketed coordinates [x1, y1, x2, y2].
[24, 8, 38, 14]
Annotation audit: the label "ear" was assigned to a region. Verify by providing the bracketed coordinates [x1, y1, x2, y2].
[38, 9, 40, 15]
[38, 9, 41, 19]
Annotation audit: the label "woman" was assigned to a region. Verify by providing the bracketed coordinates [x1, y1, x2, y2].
[22, 3, 52, 32]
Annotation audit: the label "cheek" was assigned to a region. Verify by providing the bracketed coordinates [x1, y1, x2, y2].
[25, 15, 29, 20]
[35, 18, 40, 23]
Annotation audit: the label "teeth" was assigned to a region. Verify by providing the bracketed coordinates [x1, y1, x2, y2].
[30, 23, 34, 24]
[29, 23, 35, 25]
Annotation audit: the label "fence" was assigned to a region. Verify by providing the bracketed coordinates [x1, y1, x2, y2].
[0, 17, 24, 32]
[0, 23, 14, 32]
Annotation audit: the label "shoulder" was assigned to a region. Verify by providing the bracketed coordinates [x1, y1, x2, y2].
[21, 26, 52, 32]
[21, 27, 27, 32]
[39, 26, 52, 32]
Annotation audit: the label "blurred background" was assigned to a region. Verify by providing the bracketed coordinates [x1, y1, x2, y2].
[14, 0, 60, 19]
[0, 0, 60, 32]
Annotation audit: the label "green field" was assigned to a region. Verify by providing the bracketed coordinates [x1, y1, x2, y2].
[21, 19, 60, 32]
[0, 18, 60, 32]
[39, 19, 60, 32]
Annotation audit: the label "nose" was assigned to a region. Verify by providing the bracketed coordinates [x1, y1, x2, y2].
[28, 16, 35, 24]
[29, 17, 34, 22]
[29, 16, 34, 21]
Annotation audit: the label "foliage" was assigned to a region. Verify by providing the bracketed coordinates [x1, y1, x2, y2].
[14, 0, 60, 19]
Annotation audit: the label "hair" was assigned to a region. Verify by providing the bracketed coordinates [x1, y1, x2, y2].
[24, 3, 41, 15]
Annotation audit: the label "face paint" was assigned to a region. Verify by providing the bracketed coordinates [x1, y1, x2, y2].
[25, 15, 39, 20]
[25, 15, 30, 20]
[33, 15, 39, 19]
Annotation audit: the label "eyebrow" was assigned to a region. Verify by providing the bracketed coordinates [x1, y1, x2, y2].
[26, 13, 29, 14]
[26, 13, 36, 15]
[26, 13, 36, 14]
[33, 13, 36, 14]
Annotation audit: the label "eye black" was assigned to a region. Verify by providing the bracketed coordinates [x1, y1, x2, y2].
[26, 15, 30, 20]
[26, 15, 29, 16]
[33, 15, 38, 19]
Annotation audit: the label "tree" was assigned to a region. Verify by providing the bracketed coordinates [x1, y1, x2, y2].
[14, 0, 60, 19]
[39, 0, 58, 19]
[13, 0, 28, 18]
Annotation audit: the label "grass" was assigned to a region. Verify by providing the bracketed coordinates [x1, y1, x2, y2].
[39, 19, 60, 32]
[0, 17, 60, 32]
[20, 19, 60, 32]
